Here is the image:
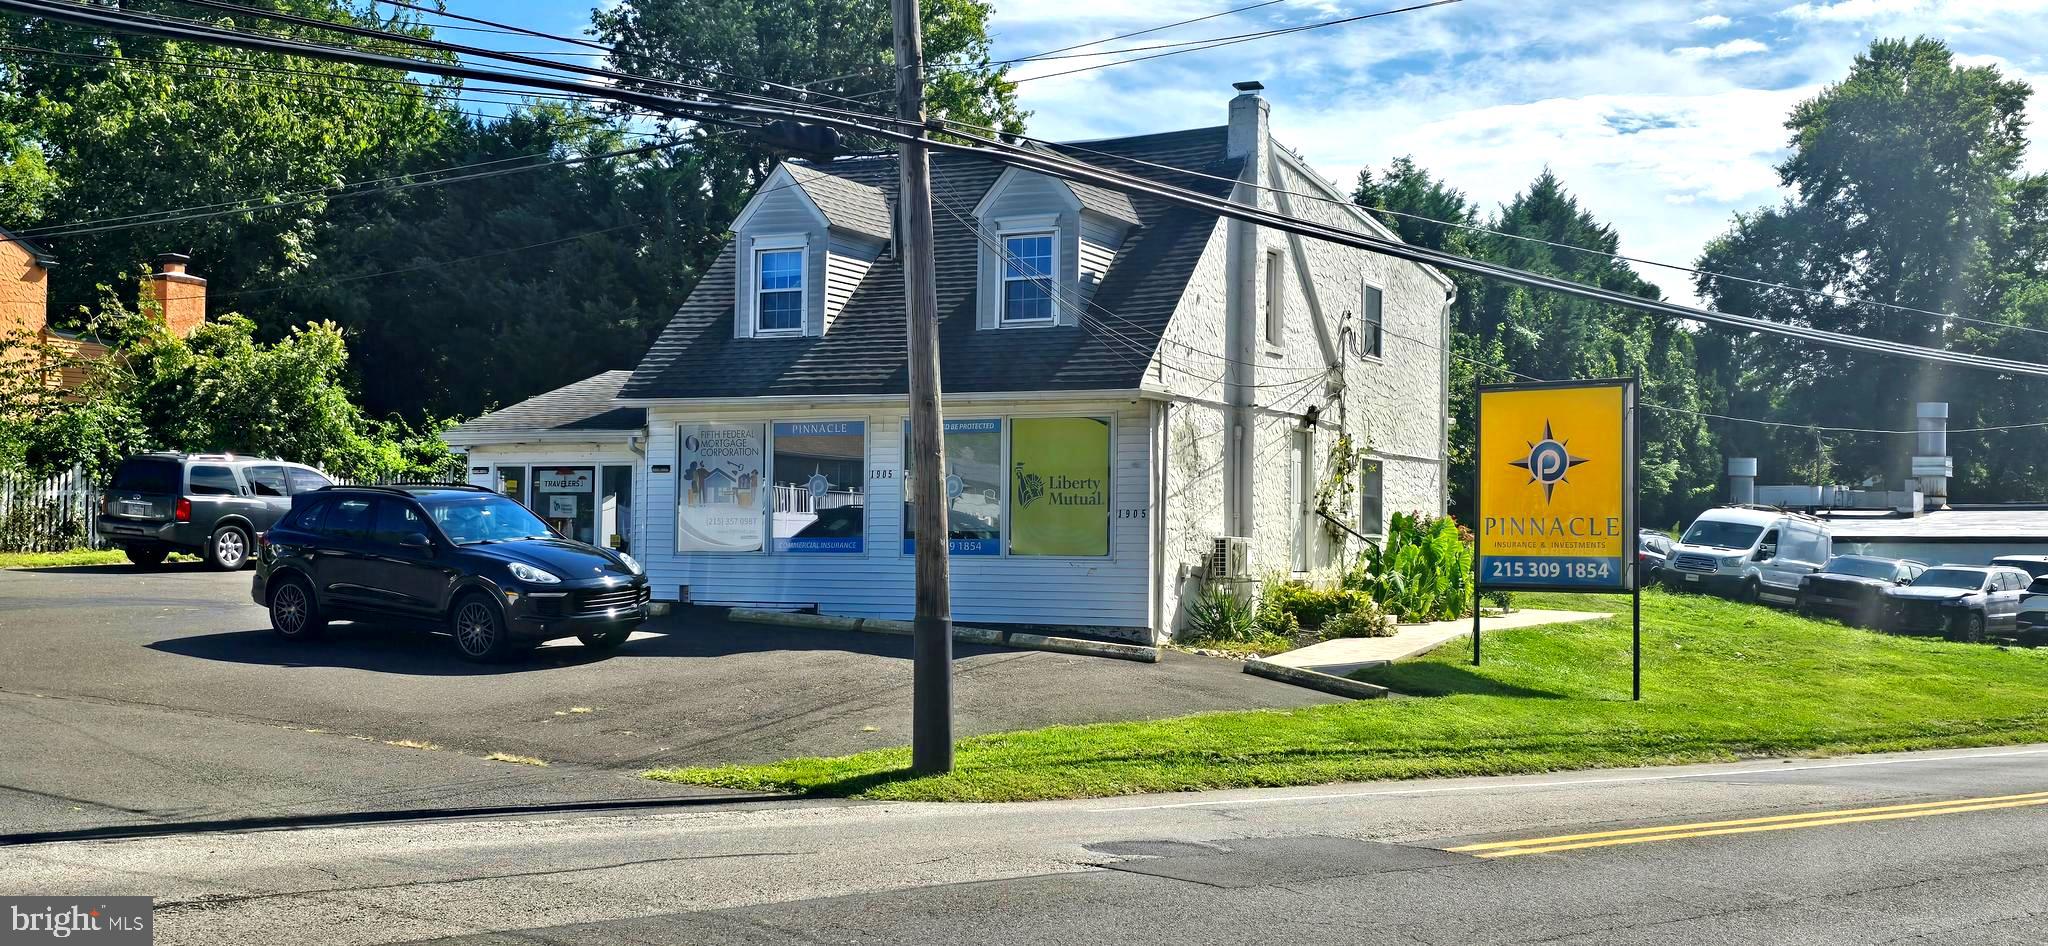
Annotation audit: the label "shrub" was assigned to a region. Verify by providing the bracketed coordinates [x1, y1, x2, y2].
[1260, 579, 1371, 631]
[1182, 585, 1262, 645]
[1485, 590, 1517, 613]
[1322, 603, 1397, 639]
[1345, 512, 1475, 623]
[1255, 601, 1301, 639]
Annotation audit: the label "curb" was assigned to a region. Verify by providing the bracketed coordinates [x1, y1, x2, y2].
[727, 609, 1156, 661]
[1242, 658, 1390, 700]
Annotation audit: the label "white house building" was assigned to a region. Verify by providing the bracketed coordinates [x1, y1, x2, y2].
[445, 82, 1454, 642]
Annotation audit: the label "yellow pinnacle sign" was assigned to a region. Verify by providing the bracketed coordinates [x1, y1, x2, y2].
[1476, 380, 1636, 591]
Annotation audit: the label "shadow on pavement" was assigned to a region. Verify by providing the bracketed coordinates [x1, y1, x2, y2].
[0, 791, 794, 847]
[146, 608, 1020, 677]
[13, 561, 212, 575]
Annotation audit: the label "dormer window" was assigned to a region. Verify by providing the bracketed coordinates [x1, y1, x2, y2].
[755, 244, 806, 336]
[1002, 231, 1057, 324]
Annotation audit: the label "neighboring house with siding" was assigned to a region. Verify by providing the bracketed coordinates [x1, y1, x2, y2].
[446, 81, 1453, 642]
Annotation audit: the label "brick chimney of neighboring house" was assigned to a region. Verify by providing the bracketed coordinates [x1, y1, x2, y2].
[147, 252, 207, 338]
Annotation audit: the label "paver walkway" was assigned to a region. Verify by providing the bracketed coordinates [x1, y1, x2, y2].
[1263, 609, 1609, 677]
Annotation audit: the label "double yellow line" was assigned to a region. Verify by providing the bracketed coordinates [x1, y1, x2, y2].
[1449, 790, 2048, 858]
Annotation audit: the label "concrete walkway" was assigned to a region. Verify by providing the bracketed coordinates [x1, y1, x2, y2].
[1263, 609, 1610, 678]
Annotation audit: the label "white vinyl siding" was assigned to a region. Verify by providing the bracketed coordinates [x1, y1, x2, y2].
[822, 233, 882, 331]
[639, 399, 1155, 635]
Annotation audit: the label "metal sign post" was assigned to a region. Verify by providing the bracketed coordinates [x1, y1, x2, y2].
[1473, 379, 1640, 699]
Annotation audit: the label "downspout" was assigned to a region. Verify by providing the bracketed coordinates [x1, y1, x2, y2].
[1151, 400, 1170, 645]
[1440, 286, 1454, 516]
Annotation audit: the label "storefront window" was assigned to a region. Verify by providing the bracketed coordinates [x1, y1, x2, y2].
[678, 423, 766, 552]
[601, 465, 632, 552]
[496, 467, 524, 503]
[771, 421, 866, 552]
[904, 419, 1002, 555]
[533, 467, 595, 544]
[1008, 417, 1110, 556]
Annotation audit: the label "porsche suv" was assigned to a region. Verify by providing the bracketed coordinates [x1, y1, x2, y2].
[251, 484, 650, 661]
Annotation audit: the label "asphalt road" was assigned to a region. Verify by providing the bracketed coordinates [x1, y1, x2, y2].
[0, 562, 1333, 838]
[8, 745, 2047, 945]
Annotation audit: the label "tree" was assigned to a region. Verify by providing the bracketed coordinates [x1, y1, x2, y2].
[594, 0, 1026, 243]
[0, 0, 457, 315]
[1355, 161, 1723, 527]
[1696, 37, 2042, 495]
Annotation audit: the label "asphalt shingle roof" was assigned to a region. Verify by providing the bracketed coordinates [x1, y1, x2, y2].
[784, 162, 894, 242]
[623, 126, 1241, 400]
[450, 370, 645, 438]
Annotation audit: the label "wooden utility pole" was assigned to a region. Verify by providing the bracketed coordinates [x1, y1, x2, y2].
[892, 0, 954, 775]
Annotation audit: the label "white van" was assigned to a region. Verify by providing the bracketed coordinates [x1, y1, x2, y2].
[1664, 506, 1834, 605]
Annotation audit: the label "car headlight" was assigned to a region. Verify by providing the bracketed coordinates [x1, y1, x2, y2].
[507, 561, 560, 585]
[618, 552, 643, 576]
[1721, 555, 1746, 567]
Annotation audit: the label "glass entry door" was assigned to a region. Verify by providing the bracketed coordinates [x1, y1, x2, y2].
[531, 466, 596, 544]
[600, 465, 632, 552]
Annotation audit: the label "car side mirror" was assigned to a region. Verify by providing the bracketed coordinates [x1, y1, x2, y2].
[401, 532, 433, 553]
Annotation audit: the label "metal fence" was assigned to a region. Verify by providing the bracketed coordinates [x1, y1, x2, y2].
[0, 467, 101, 553]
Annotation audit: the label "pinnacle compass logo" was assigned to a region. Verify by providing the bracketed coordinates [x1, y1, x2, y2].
[1508, 420, 1588, 503]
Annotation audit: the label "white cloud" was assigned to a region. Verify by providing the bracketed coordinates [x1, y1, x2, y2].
[1672, 38, 1770, 60]
[1779, 0, 1922, 20]
[1692, 14, 1734, 27]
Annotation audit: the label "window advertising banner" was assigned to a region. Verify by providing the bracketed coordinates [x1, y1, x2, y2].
[1008, 417, 1111, 557]
[904, 418, 1003, 555]
[677, 423, 765, 552]
[1476, 380, 1636, 591]
[772, 420, 866, 553]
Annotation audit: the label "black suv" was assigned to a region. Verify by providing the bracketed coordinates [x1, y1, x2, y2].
[98, 452, 334, 570]
[251, 485, 650, 661]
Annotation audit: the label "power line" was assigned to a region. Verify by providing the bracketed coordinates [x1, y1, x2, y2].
[1006, 0, 1462, 84]
[1002, 0, 1289, 64]
[17, 0, 2045, 381]
[20, 139, 678, 241]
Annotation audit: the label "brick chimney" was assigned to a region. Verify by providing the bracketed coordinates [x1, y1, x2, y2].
[146, 252, 206, 339]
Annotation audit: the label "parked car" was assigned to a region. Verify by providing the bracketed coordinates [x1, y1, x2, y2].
[1664, 506, 1833, 605]
[1636, 530, 1674, 585]
[1990, 555, 2048, 581]
[96, 452, 334, 570]
[1796, 555, 1926, 627]
[2018, 577, 2048, 645]
[251, 484, 650, 661]
[1882, 565, 2033, 643]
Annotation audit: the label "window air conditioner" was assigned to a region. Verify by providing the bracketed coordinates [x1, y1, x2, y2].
[1209, 536, 1251, 581]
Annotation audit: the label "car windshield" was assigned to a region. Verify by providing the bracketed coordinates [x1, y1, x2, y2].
[1680, 520, 1764, 550]
[422, 494, 553, 545]
[1913, 568, 1987, 590]
[1823, 557, 1897, 579]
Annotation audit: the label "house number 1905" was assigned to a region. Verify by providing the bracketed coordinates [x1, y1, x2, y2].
[1117, 508, 1149, 519]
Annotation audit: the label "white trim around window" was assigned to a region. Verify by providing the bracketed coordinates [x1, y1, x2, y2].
[752, 235, 808, 337]
[1357, 275, 1385, 361]
[998, 227, 1059, 327]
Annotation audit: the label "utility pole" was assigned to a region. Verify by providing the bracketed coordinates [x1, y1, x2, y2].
[892, 0, 954, 775]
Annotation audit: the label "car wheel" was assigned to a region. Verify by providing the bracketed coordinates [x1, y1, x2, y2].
[1737, 579, 1760, 605]
[452, 594, 514, 663]
[1950, 611, 1987, 644]
[577, 625, 633, 651]
[124, 545, 167, 568]
[269, 576, 325, 640]
[206, 525, 250, 571]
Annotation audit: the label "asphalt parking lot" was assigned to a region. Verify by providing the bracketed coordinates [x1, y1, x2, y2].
[0, 562, 1334, 839]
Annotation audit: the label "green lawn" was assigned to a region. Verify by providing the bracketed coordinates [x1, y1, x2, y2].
[0, 548, 196, 568]
[0, 548, 131, 568]
[645, 589, 2048, 803]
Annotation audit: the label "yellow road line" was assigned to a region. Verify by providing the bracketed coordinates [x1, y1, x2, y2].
[1454, 791, 2048, 858]
[1447, 790, 2048, 853]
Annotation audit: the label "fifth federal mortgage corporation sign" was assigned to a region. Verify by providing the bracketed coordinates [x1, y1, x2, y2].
[1476, 379, 1636, 593]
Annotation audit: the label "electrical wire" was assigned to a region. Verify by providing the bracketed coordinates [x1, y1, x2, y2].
[13, 0, 2047, 381]
[1006, 0, 1462, 84]
[1001, 0, 1290, 64]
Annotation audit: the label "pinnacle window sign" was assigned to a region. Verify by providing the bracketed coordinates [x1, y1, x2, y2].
[1476, 380, 1635, 592]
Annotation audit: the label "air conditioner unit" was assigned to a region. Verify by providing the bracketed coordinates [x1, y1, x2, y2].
[1209, 536, 1251, 581]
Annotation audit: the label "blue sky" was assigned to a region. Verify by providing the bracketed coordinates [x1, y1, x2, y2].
[481, 0, 2048, 301]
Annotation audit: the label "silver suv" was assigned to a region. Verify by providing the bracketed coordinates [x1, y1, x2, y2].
[96, 453, 334, 570]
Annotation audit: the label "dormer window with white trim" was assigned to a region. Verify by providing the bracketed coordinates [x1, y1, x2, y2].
[754, 241, 806, 336]
[1002, 231, 1057, 325]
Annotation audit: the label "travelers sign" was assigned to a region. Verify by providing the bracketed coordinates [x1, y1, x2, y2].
[1476, 379, 1636, 592]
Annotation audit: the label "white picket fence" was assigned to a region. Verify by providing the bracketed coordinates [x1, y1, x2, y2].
[0, 466, 102, 553]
